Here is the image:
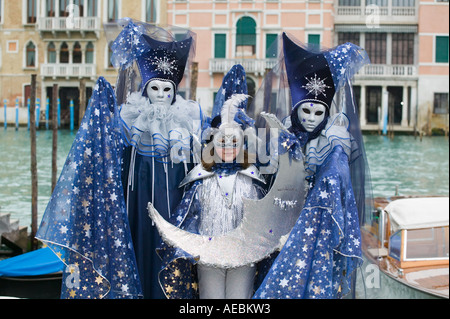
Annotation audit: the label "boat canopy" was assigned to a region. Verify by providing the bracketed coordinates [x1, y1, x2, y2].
[385, 197, 449, 233]
[0, 247, 63, 277]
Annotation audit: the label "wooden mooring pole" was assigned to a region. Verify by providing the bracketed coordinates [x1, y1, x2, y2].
[190, 62, 198, 101]
[30, 74, 38, 251]
[79, 78, 86, 125]
[51, 84, 58, 192]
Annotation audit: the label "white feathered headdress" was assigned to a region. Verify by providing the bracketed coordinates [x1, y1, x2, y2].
[219, 93, 249, 129]
[214, 93, 259, 154]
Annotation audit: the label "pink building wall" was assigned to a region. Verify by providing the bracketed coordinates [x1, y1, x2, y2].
[418, 0, 449, 75]
[167, 0, 448, 133]
[168, 0, 335, 114]
[417, 0, 449, 132]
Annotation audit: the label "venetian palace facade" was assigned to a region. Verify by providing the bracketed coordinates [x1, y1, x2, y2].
[0, 0, 448, 133]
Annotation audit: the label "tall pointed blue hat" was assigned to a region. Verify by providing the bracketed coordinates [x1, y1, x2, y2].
[210, 64, 253, 129]
[202, 64, 255, 145]
[283, 32, 369, 112]
[283, 32, 369, 144]
[136, 34, 193, 98]
[211, 64, 248, 120]
[282, 32, 335, 111]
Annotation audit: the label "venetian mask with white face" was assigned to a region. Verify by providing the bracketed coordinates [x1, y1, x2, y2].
[297, 102, 326, 132]
[213, 126, 244, 162]
[146, 79, 175, 106]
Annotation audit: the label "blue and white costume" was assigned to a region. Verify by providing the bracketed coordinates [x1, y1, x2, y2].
[112, 20, 203, 299]
[36, 19, 203, 299]
[151, 65, 271, 299]
[253, 33, 371, 299]
[156, 161, 266, 298]
[36, 77, 143, 299]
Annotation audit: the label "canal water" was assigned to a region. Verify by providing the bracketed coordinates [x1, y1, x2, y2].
[364, 133, 449, 198]
[0, 129, 449, 228]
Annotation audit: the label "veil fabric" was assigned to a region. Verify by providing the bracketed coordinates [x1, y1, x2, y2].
[249, 33, 373, 299]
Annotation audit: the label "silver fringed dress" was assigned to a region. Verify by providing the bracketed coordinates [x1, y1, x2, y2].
[154, 163, 268, 298]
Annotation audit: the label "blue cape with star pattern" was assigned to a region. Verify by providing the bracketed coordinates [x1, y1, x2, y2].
[253, 144, 362, 299]
[36, 77, 142, 299]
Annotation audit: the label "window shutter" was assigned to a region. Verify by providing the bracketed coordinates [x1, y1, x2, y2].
[214, 34, 226, 58]
[436, 36, 449, 63]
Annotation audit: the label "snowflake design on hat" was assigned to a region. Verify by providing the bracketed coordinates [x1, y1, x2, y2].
[150, 55, 178, 76]
[302, 73, 331, 99]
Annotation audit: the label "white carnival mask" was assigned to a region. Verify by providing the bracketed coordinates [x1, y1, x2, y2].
[297, 102, 326, 132]
[211, 94, 249, 162]
[213, 125, 244, 150]
[212, 125, 244, 162]
[213, 94, 249, 150]
[146, 79, 174, 106]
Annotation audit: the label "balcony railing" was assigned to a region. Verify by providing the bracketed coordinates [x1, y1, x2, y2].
[357, 64, 417, 78]
[335, 5, 417, 23]
[337, 6, 416, 17]
[41, 63, 97, 78]
[37, 17, 101, 33]
[209, 58, 278, 76]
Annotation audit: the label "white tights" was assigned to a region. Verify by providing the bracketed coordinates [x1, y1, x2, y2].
[197, 264, 256, 299]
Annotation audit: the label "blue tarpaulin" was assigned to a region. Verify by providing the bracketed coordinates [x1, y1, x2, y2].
[0, 247, 63, 277]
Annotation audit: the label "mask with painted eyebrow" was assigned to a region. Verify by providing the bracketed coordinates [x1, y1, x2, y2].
[146, 79, 174, 106]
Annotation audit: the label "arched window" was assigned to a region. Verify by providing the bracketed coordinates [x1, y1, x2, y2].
[86, 42, 94, 63]
[26, 42, 36, 67]
[27, 0, 37, 23]
[46, 0, 56, 17]
[246, 76, 255, 98]
[107, 0, 119, 22]
[246, 76, 256, 107]
[145, 0, 157, 23]
[59, 0, 70, 17]
[236, 16, 256, 57]
[73, 0, 84, 17]
[107, 41, 114, 68]
[73, 41, 82, 63]
[60, 42, 69, 63]
[87, 0, 98, 16]
[48, 42, 56, 63]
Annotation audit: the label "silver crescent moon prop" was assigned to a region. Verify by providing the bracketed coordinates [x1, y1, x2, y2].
[148, 112, 306, 268]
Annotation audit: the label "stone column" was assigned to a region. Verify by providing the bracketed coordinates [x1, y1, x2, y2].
[410, 85, 418, 129]
[360, 85, 367, 126]
[401, 85, 409, 127]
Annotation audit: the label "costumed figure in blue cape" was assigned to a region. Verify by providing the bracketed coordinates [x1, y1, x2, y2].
[36, 77, 142, 299]
[110, 19, 203, 299]
[36, 18, 203, 299]
[147, 65, 274, 299]
[252, 32, 372, 299]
